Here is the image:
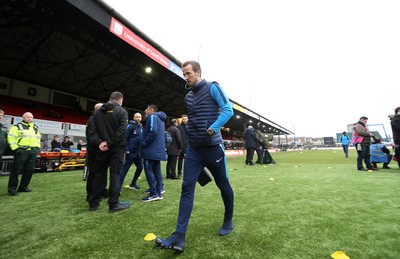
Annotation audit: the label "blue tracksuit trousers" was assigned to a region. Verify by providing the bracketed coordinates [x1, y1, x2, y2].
[175, 144, 234, 235]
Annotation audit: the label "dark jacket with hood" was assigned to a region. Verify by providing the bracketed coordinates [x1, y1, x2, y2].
[141, 111, 167, 161]
[391, 114, 400, 144]
[89, 101, 128, 149]
[244, 128, 259, 148]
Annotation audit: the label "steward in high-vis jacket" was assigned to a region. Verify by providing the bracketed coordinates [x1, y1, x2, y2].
[7, 112, 41, 196]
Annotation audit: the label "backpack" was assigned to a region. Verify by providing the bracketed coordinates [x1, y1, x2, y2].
[165, 131, 172, 148]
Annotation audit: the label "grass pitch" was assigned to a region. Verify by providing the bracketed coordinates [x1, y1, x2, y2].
[0, 149, 399, 258]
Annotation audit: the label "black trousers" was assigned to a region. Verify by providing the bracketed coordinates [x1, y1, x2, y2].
[89, 146, 124, 208]
[177, 151, 185, 175]
[8, 148, 39, 192]
[166, 155, 178, 178]
[85, 144, 107, 199]
[245, 147, 256, 165]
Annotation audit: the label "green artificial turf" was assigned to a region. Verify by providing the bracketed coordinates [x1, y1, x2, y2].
[0, 149, 399, 258]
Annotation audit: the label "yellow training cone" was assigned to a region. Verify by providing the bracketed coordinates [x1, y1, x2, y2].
[124, 185, 130, 189]
[331, 251, 350, 259]
[144, 233, 156, 241]
[269, 178, 274, 181]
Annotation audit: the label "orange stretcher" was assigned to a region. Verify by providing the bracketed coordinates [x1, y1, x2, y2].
[38, 150, 86, 171]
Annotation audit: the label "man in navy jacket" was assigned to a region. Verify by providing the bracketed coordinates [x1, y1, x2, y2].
[119, 112, 143, 191]
[141, 104, 167, 202]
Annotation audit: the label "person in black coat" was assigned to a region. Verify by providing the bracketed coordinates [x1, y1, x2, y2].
[84, 103, 106, 198]
[177, 114, 188, 177]
[61, 136, 73, 150]
[244, 125, 259, 166]
[166, 119, 182, 179]
[390, 106, 400, 168]
[88, 91, 130, 213]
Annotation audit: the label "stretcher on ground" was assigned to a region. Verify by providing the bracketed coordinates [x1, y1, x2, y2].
[37, 150, 86, 172]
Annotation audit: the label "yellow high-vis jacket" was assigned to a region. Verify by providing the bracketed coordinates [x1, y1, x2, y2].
[7, 121, 41, 151]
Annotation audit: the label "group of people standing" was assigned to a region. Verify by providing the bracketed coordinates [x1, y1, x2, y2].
[0, 60, 236, 252]
[340, 110, 400, 171]
[243, 125, 274, 166]
[82, 61, 235, 252]
[50, 135, 86, 151]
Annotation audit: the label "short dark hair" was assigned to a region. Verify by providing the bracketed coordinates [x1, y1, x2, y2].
[360, 116, 368, 120]
[148, 104, 158, 112]
[342, 131, 346, 134]
[171, 118, 177, 124]
[110, 91, 123, 101]
[182, 60, 201, 74]
[181, 114, 188, 118]
[395, 107, 400, 114]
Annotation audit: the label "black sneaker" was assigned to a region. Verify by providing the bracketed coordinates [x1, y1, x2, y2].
[18, 187, 31, 192]
[109, 202, 130, 213]
[155, 232, 186, 252]
[128, 185, 141, 190]
[8, 191, 17, 196]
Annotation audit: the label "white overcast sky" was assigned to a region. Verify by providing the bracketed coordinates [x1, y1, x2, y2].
[103, 0, 399, 138]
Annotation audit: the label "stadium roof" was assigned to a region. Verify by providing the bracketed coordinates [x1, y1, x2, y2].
[0, 0, 293, 135]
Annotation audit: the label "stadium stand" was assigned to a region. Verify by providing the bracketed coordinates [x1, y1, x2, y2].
[0, 95, 90, 125]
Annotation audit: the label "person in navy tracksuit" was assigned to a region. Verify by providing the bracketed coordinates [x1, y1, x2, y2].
[156, 60, 234, 252]
[141, 104, 167, 202]
[119, 112, 143, 192]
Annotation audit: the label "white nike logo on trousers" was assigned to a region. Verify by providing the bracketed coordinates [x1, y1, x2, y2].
[216, 157, 223, 163]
